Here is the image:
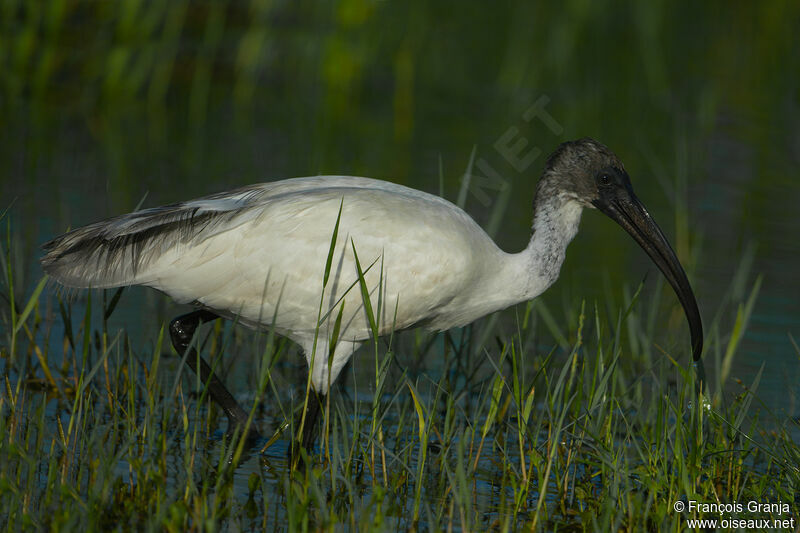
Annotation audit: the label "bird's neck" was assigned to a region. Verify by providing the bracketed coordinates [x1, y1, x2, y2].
[516, 191, 584, 300]
[434, 189, 584, 326]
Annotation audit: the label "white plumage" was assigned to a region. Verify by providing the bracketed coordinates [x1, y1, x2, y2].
[42, 138, 703, 449]
[44, 175, 579, 392]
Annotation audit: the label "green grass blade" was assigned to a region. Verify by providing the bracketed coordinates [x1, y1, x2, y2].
[721, 275, 762, 383]
[323, 199, 343, 288]
[103, 287, 125, 321]
[13, 275, 47, 335]
[350, 238, 379, 339]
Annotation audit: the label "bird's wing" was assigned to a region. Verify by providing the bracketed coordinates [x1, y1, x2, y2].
[40, 176, 466, 290]
[42, 183, 271, 288]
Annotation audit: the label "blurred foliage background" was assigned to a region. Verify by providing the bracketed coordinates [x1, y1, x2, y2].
[1, 0, 798, 409]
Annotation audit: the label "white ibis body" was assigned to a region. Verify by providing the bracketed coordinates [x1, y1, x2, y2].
[41, 138, 703, 452]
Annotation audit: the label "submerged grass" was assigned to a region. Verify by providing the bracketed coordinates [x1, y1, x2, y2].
[1, 221, 798, 531]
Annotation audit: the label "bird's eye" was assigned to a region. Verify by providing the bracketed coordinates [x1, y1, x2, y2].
[597, 173, 612, 187]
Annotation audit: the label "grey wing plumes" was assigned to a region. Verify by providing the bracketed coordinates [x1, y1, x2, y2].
[41, 185, 270, 289]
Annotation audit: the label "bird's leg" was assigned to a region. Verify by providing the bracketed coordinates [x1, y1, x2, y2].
[301, 392, 324, 452]
[290, 391, 325, 466]
[169, 310, 261, 440]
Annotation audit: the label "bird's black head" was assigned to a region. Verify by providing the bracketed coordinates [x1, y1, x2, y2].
[540, 137, 632, 207]
[540, 137, 704, 367]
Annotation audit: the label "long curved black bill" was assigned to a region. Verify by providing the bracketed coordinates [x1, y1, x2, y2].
[593, 190, 703, 367]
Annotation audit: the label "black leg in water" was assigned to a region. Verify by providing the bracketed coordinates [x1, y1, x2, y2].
[169, 310, 261, 441]
[290, 392, 325, 466]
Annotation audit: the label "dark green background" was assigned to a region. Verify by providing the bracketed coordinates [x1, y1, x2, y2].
[2, 1, 798, 410]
